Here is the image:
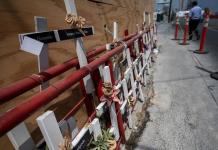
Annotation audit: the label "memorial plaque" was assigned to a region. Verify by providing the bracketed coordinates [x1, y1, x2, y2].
[73, 130, 93, 150]
[25, 31, 57, 43]
[22, 27, 94, 44]
[58, 27, 94, 41]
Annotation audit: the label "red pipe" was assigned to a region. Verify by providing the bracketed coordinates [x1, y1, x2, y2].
[139, 37, 144, 53]
[124, 29, 129, 36]
[116, 138, 122, 150]
[0, 31, 146, 137]
[62, 97, 86, 120]
[0, 47, 103, 103]
[115, 103, 126, 143]
[138, 37, 142, 53]
[210, 14, 218, 19]
[0, 34, 136, 104]
[125, 29, 136, 59]
[84, 94, 95, 116]
[68, 110, 97, 141]
[91, 69, 103, 99]
[108, 61, 115, 85]
[76, 63, 95, 117]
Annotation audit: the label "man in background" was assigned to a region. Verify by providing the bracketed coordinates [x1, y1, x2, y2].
[189, 1, 202, 40]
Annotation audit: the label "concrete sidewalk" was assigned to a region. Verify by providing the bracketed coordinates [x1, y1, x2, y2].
[135, 23, 218, 150]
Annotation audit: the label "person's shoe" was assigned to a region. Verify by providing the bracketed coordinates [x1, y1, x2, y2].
[189, 36, 192, 41]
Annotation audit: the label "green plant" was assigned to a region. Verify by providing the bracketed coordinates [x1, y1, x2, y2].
[90, 129, 116, 150]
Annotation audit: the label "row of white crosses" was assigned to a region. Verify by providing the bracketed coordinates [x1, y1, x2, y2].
[6, 0, 157, 149]
[97, 12, 155, 134]
[35, 50, 150, 149]
[144, 10, 158, 72]
[35, 21, 155, 150]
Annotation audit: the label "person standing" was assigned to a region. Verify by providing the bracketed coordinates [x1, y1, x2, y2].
[189, 1, 202, 40]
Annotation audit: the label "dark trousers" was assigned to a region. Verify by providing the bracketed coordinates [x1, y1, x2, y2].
[189, 19, 200, 40]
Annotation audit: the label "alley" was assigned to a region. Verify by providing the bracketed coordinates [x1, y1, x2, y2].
[136, 23, 218, 150]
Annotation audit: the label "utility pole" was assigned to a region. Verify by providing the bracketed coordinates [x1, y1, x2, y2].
[168, 0, 173, 23]
[181, 0, 184, 10]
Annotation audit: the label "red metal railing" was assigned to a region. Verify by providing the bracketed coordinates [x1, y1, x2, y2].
[210, 14, 218, 19]
[0, 30, 147, 137]
[0, 34, 136, 104]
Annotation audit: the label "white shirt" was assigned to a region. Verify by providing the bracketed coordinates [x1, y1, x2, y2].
[189, 6, 202, 20]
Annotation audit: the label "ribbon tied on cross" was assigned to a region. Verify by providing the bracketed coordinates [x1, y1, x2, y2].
[127, 95, 136, 107]
[101, 82, 122, 106]
[65, 13, 86, 36]
[65, 13, 86, 28]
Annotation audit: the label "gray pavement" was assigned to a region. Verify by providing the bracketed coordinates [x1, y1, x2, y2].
[135, 23, 218, 150]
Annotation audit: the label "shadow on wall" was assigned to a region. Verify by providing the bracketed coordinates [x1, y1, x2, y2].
[0, 0, 31, 31]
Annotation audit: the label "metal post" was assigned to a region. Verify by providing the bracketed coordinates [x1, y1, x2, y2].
[179, 14, 189, 45]
[194, 14, 210, 54]
[172, 15, 180, 40]
[168, 0, 173, 23]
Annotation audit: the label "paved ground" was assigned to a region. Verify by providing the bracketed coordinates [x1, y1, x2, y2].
[135, 23, 218, 150]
